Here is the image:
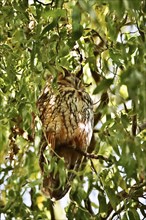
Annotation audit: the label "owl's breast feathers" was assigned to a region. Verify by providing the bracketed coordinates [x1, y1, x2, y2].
[37, 73, 94, 199]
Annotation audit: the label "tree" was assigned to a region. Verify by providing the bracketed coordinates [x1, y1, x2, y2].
[0, 0, 146, 219]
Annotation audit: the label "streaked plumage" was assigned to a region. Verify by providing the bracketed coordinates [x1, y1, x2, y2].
[37, 72, 94, 200]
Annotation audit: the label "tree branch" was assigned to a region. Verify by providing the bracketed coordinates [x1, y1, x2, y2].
[132, 114, 137, 136]
[35, 0, 54, 6]
[48, 200, 56, 220]
[69, 146, 112, 163]
[105, 181, 146, 219]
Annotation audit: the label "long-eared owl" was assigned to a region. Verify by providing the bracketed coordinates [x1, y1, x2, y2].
[37, 71, 94, 200]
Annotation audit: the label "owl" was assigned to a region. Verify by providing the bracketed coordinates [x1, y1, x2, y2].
[37, 71, 94, 200]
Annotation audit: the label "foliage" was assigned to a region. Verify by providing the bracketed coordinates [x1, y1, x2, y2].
[0, 0, 146, 219]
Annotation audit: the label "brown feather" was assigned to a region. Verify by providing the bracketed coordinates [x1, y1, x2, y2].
[37, 72, 94, 200]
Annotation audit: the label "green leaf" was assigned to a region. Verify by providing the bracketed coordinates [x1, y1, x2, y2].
[72, 4, 83, 40]
[128, 209, 140, 220]
[98, 193, 108, 218]
[121, 113, 129, 129]
[58, 159, 67, 187]
[72, 5, 81, 23]
[1, 0, 146, 218]
[42, 8, 66, 19]
[109, 49, 124, 66]
[72, 24, 83, 41]
[41, 19, 58, 37]
[93, 78, 113, 94]
[105, 187, 120, 210]
[122, 213, 129, 220]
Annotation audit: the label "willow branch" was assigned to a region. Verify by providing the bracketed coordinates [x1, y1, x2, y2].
[35, 0, 53, 6]
[132, 114, 137, 136]
[105, 181, 146, 219]
[70, 146, 112, 163]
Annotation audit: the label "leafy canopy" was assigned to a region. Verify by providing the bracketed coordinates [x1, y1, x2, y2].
[0, 0, 146, 219]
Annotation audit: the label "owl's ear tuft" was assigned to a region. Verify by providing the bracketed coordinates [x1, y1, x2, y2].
[59, 67, 70, 78]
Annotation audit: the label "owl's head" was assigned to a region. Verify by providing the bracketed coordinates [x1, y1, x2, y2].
[57, 72, 83, 90]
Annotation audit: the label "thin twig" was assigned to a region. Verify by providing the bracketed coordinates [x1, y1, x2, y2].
[48, 200, 56, 220]
[90, 159, 98, 174]
[69, 146, 112, 163]
[85, 198, 94, 215]
[132, 114, 137, 136]
[105, 181, 146, 219]
[35, 0, 53, 6]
